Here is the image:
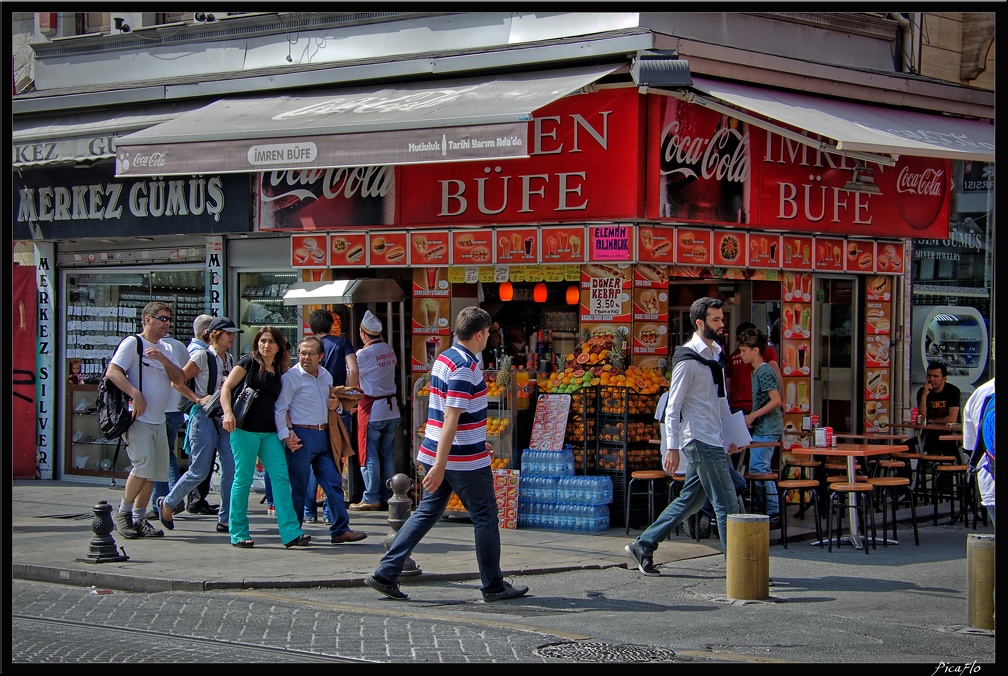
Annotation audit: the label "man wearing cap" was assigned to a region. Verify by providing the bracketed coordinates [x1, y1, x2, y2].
[275, 336, 367, 543]
[158, 317, 241, 535]
[351, 310, 400, 511]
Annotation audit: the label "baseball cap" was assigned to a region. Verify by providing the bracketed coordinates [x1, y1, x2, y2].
[208, 317, 243, 333]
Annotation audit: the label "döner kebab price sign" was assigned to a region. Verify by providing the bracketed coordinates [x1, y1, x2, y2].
[581, 263, 631, 321]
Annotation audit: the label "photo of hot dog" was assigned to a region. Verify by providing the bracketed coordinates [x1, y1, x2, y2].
[423, 244, 446, 260]
[650, 241, 671, 257]
[869, 276, 889, 296]
[386, 247, 405, 262]
[456, 236, 474, 248]
[347, 245, 364, 262]
[584, 263, 627, 281]
[637, 264, 667, 283]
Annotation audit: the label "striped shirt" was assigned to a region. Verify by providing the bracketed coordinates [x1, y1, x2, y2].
[417, 343, 490, 471]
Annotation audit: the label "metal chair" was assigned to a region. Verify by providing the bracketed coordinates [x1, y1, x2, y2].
[624, 470, 669, 535]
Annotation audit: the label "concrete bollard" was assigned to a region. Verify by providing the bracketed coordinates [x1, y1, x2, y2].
[966, 533, 995, 630]
[726, 513, 769, 600]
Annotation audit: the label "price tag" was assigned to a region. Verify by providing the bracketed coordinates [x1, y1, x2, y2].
[543, 265, 564, 282]
[446, 267, 466, 284]
[564, 265, 580, 282]
[494, 266, 510, 283]
[465, 266, 479, 284]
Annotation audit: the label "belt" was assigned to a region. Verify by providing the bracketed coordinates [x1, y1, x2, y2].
[292, 423, 327, 431]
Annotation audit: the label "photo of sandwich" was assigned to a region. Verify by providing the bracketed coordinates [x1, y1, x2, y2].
[638, 325, 660, 345]
[310, 248, 325, 263]
[347, 245, 364, 262]
[650, 241, 671, 257]
[456, 236, 474, 248]
[869, 276, 889, 296]
[471, 247, 489, 261]
[423, 244, 446, 260]
[386, 247, 405, 262]
[302, 237, 318, 251]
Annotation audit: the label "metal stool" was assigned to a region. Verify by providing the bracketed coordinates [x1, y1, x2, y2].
[866, 476, 919, 546]
[826, 482, 877, 554]
[624, 470, 669, 535]
[777, 478, 822, 549]
[932, 463, 971, 526]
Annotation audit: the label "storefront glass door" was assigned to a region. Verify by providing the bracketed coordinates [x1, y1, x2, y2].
[813, 276, 859, 433]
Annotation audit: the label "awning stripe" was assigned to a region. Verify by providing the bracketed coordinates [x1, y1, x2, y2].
[115, 63, 625, 177]
[689, 76, 994, 162]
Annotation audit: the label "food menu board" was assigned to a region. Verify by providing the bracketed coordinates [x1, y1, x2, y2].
[746, 232, 780, 268]
[410, 230, 449, 266]
[782, 377, 811, 414]
[496, 227, 541, 263]
[634, 263, 669, 287]
[581, 263, 632, 322]
[711, 230, 746, 267]
[866, 274, 893, 302]
[782, 271, 811, 302]
[782, 302, 811, 340]
[781, 235, 814, 270]
[541, 226, 585, 264]
[674, 228, 712, 266]
[590, 224, 634, 262]
[864, 398, 891, 434]
[813, 236, 845, 271]
[632, 287, 669, 354]
[291, 234, 328, 267]
[529, 394, 572, 451]
[781, 340, 811, 377]
[637, 225, 675, 263]
[329, 233, 367, 266]
[411, 334, 451, 373]
[866, 334, 892, 368]
[369, 231, 409, 266]
[846, 239, 876, 273]
[864, 274, 894, 432]
[865, 367, 891, 401]
[412, 297, 450, 333]
[866, 299, 891, 335]
[412, 267, 449, 296]
[876, 241, 904, 274]
[411, 268, 451, 373]
[451, 229, 492, 265]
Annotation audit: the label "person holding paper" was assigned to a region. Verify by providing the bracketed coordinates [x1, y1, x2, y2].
[738, 327, 783, 528]
[626, 297, 741, 576]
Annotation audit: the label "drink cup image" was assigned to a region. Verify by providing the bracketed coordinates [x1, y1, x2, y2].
[800, 309, 811, 334]
[524, 236, 534, 255]
[498, 237, 510, 257]
[547, 236, 558, 256]
[570, 235, 581, 256]
[761, 238, 768, 255]
[423, 299, 439, 327]
[785, 344, 797, 370]
[558, 231, 569, 250]
[425, 337, 439, 363]
[425, 267, 438, 290]
[511, 233, 521, 252]
[797, 381, 808, 409]
[785, 382, 796, 410]
[798, 344, 807, 370]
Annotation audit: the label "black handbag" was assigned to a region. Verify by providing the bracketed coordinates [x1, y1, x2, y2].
[204, 361, 258, 426]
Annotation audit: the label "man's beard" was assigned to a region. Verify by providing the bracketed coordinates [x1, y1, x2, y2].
[701, 322, 720, 342]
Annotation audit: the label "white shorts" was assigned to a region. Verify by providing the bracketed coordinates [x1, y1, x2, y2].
[125, 420, 170, 481]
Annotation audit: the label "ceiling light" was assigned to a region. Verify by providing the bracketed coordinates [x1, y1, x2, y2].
[843, 161, 882, 195]
[534, 283, 547, 303]
[566, 285, 580, 305]
[499, 281, 513, 302]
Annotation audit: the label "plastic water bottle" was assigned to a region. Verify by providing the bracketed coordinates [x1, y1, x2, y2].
[563, 449, 575, 476]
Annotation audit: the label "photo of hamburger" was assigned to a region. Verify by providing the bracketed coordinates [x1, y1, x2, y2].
[372, 236, 387, 252]
[639, 325, 660, 345]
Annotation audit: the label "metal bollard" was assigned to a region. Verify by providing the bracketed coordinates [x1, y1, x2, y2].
[966, 533, 994, 630]
[725, 513, 769, 600]
[76, 500, 129, 563]
[385, 473, 421, 576]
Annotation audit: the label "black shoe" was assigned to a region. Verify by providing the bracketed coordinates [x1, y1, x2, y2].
[482, 580, 529, 603]
[215, 522, 229, 533]
[697, 514, 712, 539]
[284, 534, 311, 548]
[625, 541, 660, 576]
[365, 575, 408, 600]
[188, 500, 219, 515]
[768, 514, 781, 530]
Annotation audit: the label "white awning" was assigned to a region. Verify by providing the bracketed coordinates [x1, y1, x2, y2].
[686, 76, 994, 163]
[12, 102, 208, 168]
[282, 279, 405, 306]
[115, 63, 624, 177]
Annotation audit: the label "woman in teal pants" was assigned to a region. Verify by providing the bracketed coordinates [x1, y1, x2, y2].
[221, 326, 310, 549]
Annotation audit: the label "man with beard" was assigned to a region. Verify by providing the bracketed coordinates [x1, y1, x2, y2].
[626, 297, 741, 575]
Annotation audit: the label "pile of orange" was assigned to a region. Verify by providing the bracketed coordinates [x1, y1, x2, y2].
[597, 365, 667, 393]
[486, 416, 509, 436]
[490, 456, 510, 469]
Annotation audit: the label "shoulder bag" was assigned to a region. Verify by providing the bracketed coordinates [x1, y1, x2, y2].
[205, 359, 259, 426]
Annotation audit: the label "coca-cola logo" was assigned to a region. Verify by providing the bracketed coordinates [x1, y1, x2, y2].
[660, 120, 750, 184]
[893, 156, 946, 230]
[261, 166, 393, 205]
[128, 151, 167, 168]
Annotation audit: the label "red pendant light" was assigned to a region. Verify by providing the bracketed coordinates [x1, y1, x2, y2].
[499, 280, 513, 301]
[533, 282, 547, 303]
[566, 285, 580, 305]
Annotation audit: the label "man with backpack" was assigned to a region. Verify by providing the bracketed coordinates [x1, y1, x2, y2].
[157, 317, 241, 535]
[105, 301, 190, 539]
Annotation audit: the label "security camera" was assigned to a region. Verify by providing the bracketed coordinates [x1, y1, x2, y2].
[194, 12, 206, 21]
[113, 16, 130, 32]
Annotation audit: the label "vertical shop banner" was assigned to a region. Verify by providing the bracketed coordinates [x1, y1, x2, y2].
[35, 242, 55, 479]
[581, 263, 631, 322]
[411, 268, 451, 373]
[637, 225, 675, 264]
[255, 167, 394, 231]
[13, 264, 38, 479]
[631, 286, 669, 355]
[370, 231, 409, 266]
[398, 89, 642, 226]
[845, 239, 876, 273]
[495, 227, 540, 264]
[590, 224, 633, 262]
[450, 229, 493, 265]
[329, 232, 368, 267]
[206, 236, 224, 318]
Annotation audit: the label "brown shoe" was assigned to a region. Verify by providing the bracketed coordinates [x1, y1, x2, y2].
[331, 530, 368, 543]
[348, 502, 382, 511]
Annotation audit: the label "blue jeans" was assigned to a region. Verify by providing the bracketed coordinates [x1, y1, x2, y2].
[701, 454, 747, 518]
[284, 427, 351, 537]
[636, 439, 739, 558]
[164, 407, 234, 525]
[304, 468, 333, 521]
[749, 434, 780, 516]
[150, 410, 184, 511]
[374, 464, 504, 592]
[264, 471, 273, 508]
[362, 416, 399, 504]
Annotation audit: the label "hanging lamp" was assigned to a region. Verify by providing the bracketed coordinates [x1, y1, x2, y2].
[534, 282, 547, 303]
[499, 280, 513, 301]
[566, 285, 580, 305]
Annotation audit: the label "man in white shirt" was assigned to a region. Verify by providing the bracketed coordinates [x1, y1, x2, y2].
[963, 376, 994, 526]
[626, 297, 740, 575]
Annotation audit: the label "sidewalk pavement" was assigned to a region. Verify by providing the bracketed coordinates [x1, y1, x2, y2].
[9, 479, 990, 595]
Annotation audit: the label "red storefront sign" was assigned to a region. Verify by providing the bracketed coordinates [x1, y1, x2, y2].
[644, 94, 951, 239]
[398, 89, 641, 226]
[256, 167, 393, 231]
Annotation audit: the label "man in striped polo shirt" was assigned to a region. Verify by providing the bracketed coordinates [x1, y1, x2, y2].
[366, 306, 528, 603]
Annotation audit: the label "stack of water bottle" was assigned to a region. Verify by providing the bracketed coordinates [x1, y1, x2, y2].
[518, 446, 613, 532]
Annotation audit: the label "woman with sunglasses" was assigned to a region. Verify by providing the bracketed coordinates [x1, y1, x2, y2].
[221, 326, 310, 549]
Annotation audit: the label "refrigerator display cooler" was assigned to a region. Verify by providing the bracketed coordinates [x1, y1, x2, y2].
[236, 271, 300, 360]
[912, 305, 989, 398]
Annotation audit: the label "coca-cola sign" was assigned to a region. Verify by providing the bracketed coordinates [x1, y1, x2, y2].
[893, 157, 946, 230]
[256, 167, 394, 231]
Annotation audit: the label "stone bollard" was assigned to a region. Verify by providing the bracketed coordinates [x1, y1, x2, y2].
[966, 533, 995, 630]
[385, 473, 421, 576]
[76, 500, 130, 563]
[725, 513, 769, 600]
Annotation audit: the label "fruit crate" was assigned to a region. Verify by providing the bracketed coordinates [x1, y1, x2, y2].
[627, 443, 662, 471]
[596, 443, 626, 471]
[565, 388, 597, 474]
[598, 385, 662, 417]
[568, 385, 598, 417]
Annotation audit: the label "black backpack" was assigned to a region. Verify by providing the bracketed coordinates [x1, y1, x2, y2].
[97, 336, 143, 439]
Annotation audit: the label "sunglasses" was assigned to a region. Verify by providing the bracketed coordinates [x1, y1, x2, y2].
[150, 315, 172, 323]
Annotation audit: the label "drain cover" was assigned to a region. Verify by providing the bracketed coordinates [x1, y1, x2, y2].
[535, 641, 680, 662]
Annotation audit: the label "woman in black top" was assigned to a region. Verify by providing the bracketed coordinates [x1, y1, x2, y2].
[221, 326, 310, 549]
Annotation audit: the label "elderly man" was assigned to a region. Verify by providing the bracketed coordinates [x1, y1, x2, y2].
[275, 336, 366, 544]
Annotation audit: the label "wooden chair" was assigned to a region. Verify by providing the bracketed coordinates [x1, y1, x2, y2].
[782, 453, 821, 520]
[932, 462, 972, 526]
